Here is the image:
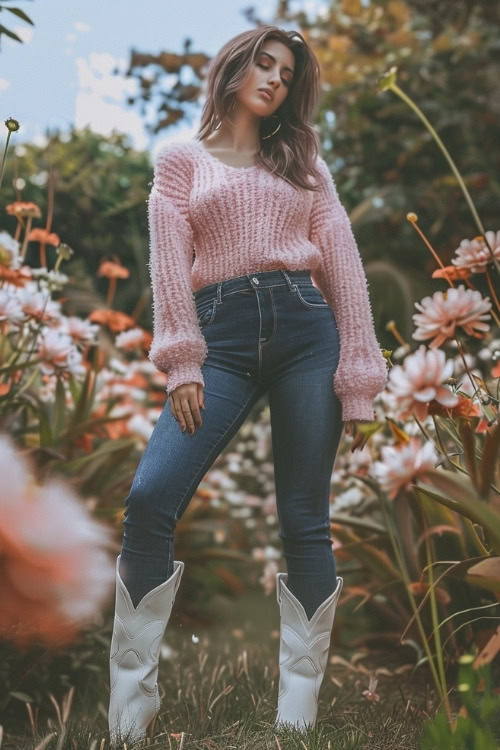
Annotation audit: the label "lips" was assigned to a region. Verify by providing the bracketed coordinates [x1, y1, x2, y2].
[258, 88, 273, 101]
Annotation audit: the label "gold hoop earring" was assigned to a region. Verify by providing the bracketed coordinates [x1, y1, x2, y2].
[261, 114, 281, 140]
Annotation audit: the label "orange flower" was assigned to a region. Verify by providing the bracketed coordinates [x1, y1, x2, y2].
[0, 264, 32, 286]
[432, 265, 470, 281]
[428, 395, 481, 418]
[27, 228, 60, 246]
[0, 433, 115, 648]
[88, 309, 136, 332]
[98, 260, 130, 279]
[5, 201, 42, 219]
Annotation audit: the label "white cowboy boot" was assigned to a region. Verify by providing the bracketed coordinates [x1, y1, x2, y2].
[108, 554, 184, 746]
[274, 572, 343, 732]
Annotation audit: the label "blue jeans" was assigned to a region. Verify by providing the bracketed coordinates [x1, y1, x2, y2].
[119, 269, 343, 620]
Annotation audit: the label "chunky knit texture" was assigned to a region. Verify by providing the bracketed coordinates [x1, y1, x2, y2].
[146, 139, 388, 421]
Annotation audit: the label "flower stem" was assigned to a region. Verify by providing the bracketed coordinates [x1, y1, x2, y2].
[389, 81, 500, 277]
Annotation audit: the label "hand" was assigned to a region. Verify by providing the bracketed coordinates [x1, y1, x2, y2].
[169, 382, 204, 435]
[344, 419, 370, 452]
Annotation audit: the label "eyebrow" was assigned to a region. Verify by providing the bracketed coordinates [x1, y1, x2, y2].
[259, 51, 294, 77]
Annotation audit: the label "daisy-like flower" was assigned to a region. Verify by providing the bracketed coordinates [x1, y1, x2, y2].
[0, 230, 21, 269]
[30, 268, 69, 291]
[15, 283, 62, 325]
[451, 230, 500, 273]
[0, 288, 24, 327]
[27, 227, 60, 247]
[387, 344, 459, 420]
[5, 200, 41, 220]
[0, 433, 115, 648]
[115, 326, 147, 351]
[371, 437, 439, 499]
[412, 285, 492, 348]
[37, 328, 82, 376]
[61, 315, 100, 347]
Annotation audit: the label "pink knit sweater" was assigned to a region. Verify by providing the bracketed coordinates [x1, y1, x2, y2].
[146, 139, 388, 421]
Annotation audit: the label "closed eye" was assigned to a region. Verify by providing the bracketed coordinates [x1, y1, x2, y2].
[257, 63, 290, 87]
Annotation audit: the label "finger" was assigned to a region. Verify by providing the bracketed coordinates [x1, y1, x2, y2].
[180, 397, 195, 433]
[197, 383, 205, 410]
[172, 395, 185, 431]
[189, 390, 202, 430]
[169, 396, 178, 422]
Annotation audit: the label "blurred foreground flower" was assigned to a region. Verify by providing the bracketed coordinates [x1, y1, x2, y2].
[0, 433, 115, 649]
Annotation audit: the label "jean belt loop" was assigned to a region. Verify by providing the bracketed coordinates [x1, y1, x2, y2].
[216, 281, 222, 304]
[281, 270, 296, 293]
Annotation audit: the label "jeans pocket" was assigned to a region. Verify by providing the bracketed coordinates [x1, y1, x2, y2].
[293, 283, 329, 309]
[195, 297, 217, 329]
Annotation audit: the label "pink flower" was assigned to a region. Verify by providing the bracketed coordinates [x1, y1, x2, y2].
[451, 230, 500, 273]
[0, 433, 115, 648]
[371, 437, 439, 499]
[412, 285, 492, 348]
[387, 345, 459, 420]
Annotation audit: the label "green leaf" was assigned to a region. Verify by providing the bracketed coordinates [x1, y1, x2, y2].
[413, 479, 500, 554]
[39, 404, 53, 447]
[3, 6, 34, 23]
[0, 23, 23, 42]
[9, 691, 33, 702]
[51, 375, 67, 439]
[61, 438, 137, 472]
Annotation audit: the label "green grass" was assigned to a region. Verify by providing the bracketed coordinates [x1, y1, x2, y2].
[1, 589, 449, 749]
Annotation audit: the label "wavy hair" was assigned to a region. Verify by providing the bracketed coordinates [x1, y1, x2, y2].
[196, 25, 325, 193]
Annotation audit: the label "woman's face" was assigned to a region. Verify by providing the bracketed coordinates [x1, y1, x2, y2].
[235, 39, 295, 117]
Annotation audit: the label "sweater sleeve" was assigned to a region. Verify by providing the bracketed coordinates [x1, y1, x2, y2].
[308, 155, 388, 422]
[146, 142, 208, 395]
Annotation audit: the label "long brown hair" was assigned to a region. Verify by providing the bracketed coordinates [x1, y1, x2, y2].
[197, 25, 325, 193]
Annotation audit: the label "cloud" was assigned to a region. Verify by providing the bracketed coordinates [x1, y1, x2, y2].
[74, 53, 147, 149]
[74, 22, 91, 33]
[0, 78, 10, 92]
[5, 25, 33, 45]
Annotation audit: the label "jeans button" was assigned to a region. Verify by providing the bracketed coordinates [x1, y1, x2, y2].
[252, 277, 259, 284]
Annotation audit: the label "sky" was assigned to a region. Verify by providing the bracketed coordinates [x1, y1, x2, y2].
[0, 0, 323, 157]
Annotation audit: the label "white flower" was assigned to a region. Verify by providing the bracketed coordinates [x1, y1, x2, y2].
[371, 437, 439, 499]
[0, 288, 24, 323]
[451, 230, 500, 273]
[37, 328, 82, 376]
[115, 327, 145, 350]
[61, 316, 100, 347]
[0, 231, 21, 268]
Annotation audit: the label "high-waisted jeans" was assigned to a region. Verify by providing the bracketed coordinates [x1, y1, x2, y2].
[119, 269, 344, 620]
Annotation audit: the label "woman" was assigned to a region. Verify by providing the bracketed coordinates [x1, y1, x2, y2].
[108, 25, 388, 745]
